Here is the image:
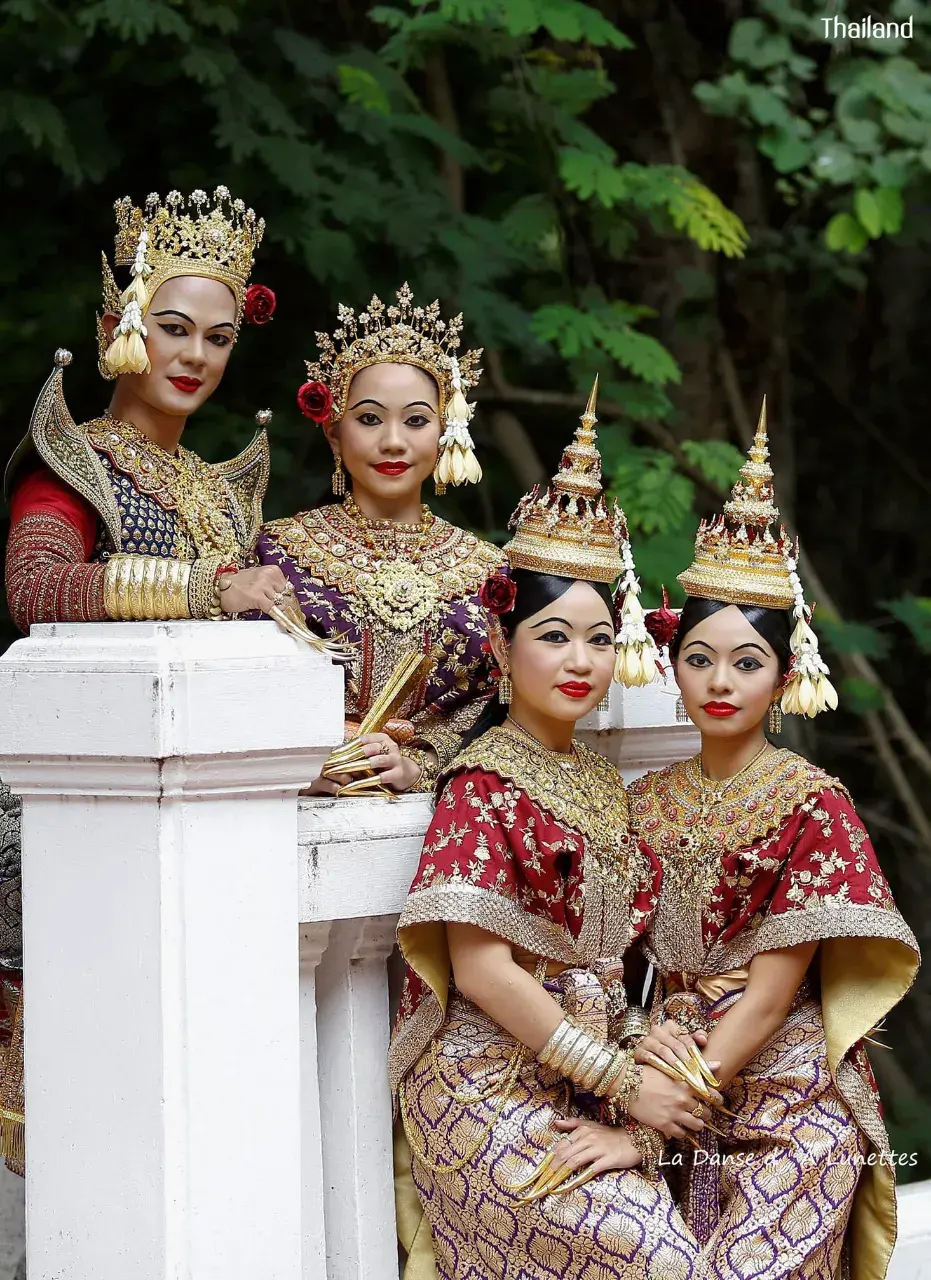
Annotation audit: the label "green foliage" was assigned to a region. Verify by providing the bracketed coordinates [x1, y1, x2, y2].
[680, 440, 744, 490]
[883, 597, 931, 653]
[840, 677, 887, 713]
[696, 1, 931, 251]
[818, 617, 892, 660]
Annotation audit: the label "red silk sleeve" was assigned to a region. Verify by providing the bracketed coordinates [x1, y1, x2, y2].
[5, 468, 107, 631]
[410, 765, 588, 945]
[767, 787, 898, 919]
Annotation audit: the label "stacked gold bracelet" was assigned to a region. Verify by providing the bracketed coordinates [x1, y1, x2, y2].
[400, 746, 440, 793]
[537, 1019, 640, 1107]
[103, 555, 192, 620]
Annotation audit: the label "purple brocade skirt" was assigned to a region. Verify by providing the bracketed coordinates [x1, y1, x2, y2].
[666, 988, 867, 1280]
[400, 970, 700, 1280]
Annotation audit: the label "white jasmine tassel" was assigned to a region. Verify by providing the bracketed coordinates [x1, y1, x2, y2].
[780, 552, 838, 717]
[434, 354, 482, 490]
[613, 542, 659, 687]
[106, 229, 152, 375]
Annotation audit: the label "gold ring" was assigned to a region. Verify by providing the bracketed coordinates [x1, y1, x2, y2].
[379, 742, 391, 756]
[691, 1104, 704, 1118]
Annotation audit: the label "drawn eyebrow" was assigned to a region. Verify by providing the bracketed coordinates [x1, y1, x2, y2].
[529, 616, 571, 629]
[405, 401, 437, 411]
[732, 642, 768, 655]
[684, 640, 715, 652]
[151, 309, 235, 332]
[348, 398, 387, 411]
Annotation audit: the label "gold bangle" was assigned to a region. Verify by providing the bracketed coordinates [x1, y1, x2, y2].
[103, 555, 192, 620]
[537, 1020, 576, 1070]
[188, 555, 226, 620]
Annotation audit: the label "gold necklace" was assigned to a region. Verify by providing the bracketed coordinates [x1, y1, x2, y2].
[666, 742, 773, 905]
[342, 494, 440, 633]
[504, 715, 577, 766]
[696, 741, 772, 802]
[96, 414, 241, 562]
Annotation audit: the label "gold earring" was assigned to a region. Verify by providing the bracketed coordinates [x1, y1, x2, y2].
[676, 696, 689, 723]
[434, 478, 447, 497]
[768, 701, 782, 734]
[498, 669, 512, 705]
[332, 452, 345, 497]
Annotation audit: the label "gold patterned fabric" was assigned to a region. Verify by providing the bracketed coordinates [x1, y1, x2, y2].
[389, 726, 672, 1280]
[629, 750, 920, 1280]
[400, 987, 699, 1280]
[258, 497, 503, 768]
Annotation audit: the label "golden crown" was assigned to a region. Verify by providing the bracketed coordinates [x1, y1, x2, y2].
[678, 399, 796, 609]
[503, 378, 659, 687]
[112, 186, 264, 313]
[678, 398, 838, 717]
[505, 378, 627, 584]
[305, 283, 482, 422]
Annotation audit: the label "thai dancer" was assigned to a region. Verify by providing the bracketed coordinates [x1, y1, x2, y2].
[0, 185, 288, 1174]
[626, 403, 920, 1279]
[256, 284, 504, 794]
[388, 384, 713, 1280]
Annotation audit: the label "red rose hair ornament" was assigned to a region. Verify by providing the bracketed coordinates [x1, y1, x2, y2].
[480, 571, 517, 616]
[297, 380, 334, 424]
[643, 588, 679, 651]
[244, 283, 276, 326]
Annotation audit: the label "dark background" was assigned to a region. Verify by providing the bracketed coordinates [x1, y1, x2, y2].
[1, 0, 929, 1174]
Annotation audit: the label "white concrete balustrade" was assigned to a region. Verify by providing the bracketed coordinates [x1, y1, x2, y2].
[0, 621, 928, 1279]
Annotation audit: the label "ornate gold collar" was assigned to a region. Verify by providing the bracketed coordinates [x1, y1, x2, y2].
[261, 501, 503, 605]
[444, 724, 630, 860]
[86, 416, 219, 510]
[629, 748, 842, 853]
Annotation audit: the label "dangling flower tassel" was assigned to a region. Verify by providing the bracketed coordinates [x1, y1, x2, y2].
[105, 229, 152, 376]
[613, 543, 659, 687]
[780, 552, 838, 718]
[434, 355, 482, 489]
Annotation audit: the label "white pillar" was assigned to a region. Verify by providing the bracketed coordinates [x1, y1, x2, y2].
[315, 915, 399, 1280]
[299, 922, 330, 1280]
[0, 621, 343, 1280]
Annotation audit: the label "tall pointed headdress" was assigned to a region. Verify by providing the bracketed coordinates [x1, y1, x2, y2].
[98, 186, 267, 380]
[297, 283, 482, 492]
[678, 398, 837, 717]
[503, 378, 659, 687]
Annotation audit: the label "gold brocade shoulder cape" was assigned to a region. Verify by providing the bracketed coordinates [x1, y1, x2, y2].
[261, 503, 504, 605]
[390, 726, 637, 1280]
[3, 360, 269, 550]
[629, 749, 920, 1280]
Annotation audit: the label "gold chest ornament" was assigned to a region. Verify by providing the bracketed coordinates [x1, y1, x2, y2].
[356, 556, 441, 633]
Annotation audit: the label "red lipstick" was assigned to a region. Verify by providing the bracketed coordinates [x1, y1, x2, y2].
[373, 461, 412, 476]
[558, 681, 592, 699]
[702, 701, 739, 718]
[169, 376, 203, 394]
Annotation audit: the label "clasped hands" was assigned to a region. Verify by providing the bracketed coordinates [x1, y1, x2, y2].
[517, 1022, 727, 1201]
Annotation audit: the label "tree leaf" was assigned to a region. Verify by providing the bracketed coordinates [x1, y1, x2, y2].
[680, 439, 745, 489]
[854, 188, 883, 238]
[840, 677, 887, 714]
[883, 597, 931, 653]
[874, 186, 904, 233]
[817, 617, 891, 659]
[824, 212, 869, 254]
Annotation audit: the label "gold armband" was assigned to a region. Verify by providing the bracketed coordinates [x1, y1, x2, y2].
[187, 555, 228, 620]
[103, 555, 192, 620]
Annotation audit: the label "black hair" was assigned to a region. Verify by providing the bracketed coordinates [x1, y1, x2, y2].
[669, 597, 791, 673]
[459, 569, 615, 752]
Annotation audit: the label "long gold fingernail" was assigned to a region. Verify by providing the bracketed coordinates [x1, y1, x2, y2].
[504, 1152, 553, 1192]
